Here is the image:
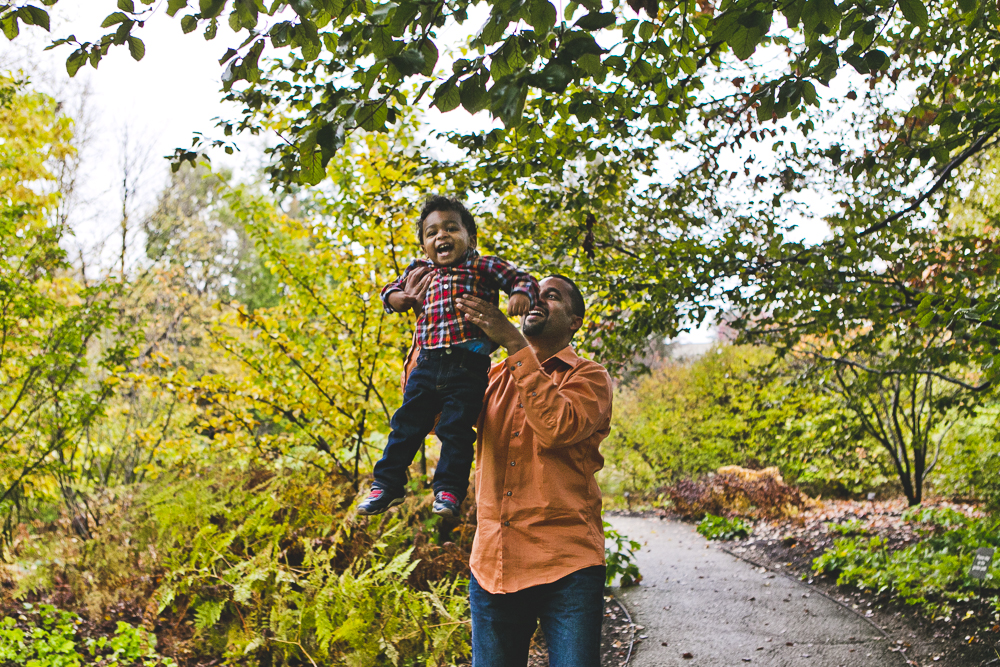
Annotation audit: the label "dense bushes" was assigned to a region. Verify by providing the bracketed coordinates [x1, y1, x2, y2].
[8, 464, 472, 666]
[600, 345, 891, 504]
[665, 468, 806, 520]
[930, 405, 1000, 508]
[813, 507, 1000, 620]
[0, 603, 176, 667]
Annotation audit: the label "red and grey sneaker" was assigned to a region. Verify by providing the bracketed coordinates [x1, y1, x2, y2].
[432, 491, 461, 517]
[357, 487, 404, 516]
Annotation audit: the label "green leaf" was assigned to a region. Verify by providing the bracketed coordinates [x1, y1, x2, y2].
[166, 0, 188, 16]
[358, 101, 388, 131]
[1, 15, 19, 40]
[574, 11, 615, 31]
[19, 6, 50, 30]
[66, 49, 86, 76]
[419, 38, 437, 76]
[199, 0, 226, 18]
[897, 0, 928, 27]
[490, 78, 527, 127]
[100, 11, 129, 28]
[298, 19, 320, 60]
[118, 0, 136, 11]
[460, 73, 488, 113]
[560, 32, 605, 60]
[433, 79, 461, 112]
[269, 21, 292, 47]
[180, 14, 198, 33]
[576, 52, 603, 76]
[370, 27, 395, 58]
[529, 0, 556, 34]
[193, 601, 224, 631]
[298, 130, 324, 185]
[388, 2, 418, 34]
[389, 47, 425, 76]
[113, 19, 133, 44]
[127, 35, 145, 60]
[527, 60, 574, 92]
[863, 49, 888, 72]
[802, 80, 817, 105]
[479, 15, 506, 46]
[369, 1, 396, 23]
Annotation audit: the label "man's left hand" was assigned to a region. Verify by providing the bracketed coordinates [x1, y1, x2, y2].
[457, 295, 528, 355]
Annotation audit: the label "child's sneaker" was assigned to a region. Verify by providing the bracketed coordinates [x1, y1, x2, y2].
[357, 487, 404, 515]
[432, 491, 461, 517]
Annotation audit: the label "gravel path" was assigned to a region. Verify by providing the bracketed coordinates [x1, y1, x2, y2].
[607, 516, 908, 667]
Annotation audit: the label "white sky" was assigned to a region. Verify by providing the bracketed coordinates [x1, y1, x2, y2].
[0, 1, 503, 265]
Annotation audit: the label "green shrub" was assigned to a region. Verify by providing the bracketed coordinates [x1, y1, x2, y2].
[599, 345, 890, 505]
[12, 464, 472, 667]
[813, 513, 1000, 619]
[0, 603, 176, 667]
[827, 519, 869, 536]
[604, 522, 642, 587]
[930, 404, 1000, 508]
[697, 514, 751, 541]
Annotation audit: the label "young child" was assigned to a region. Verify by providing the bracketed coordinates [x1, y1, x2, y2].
[357, 195, 539, 517]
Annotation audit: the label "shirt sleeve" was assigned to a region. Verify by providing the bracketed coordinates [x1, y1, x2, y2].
[482, 257, 540, 306]
[504, 346, 613, 449]
[380, 259, 423, 314]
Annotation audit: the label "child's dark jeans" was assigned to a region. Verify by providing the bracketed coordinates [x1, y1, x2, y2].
[372, 346, 491, 502]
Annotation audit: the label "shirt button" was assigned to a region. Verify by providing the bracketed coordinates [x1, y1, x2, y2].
[517, 403, 522, 408]
[513, 431, 519, 437]
[510, 461, 516, 466]
[516, 361, 522, 367]
[531, 391, 537, 397]
[504, 521, 510, 526]
[506, 491, 512, 496]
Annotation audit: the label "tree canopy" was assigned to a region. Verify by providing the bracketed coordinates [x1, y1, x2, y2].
[4, 0, 999, 391]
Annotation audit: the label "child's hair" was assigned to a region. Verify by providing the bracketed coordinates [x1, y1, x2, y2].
[417, 195, 477, 244]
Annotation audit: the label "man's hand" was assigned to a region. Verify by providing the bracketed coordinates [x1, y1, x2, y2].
[387, 266, 434, 313]
[507, 293, 530, 317]
[457, 294, 528, 355]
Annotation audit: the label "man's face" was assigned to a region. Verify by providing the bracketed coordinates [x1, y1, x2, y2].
[522, 277, 582, 339]
[421, 210, 474, 267]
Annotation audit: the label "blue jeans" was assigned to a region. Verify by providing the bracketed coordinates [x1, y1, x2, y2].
[372, 347, 490, 502]
[469, 565, 606, 667]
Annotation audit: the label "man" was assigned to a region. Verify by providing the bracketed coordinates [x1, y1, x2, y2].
[456, 275, 613, 667]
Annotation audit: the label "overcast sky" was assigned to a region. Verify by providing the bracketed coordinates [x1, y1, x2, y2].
[1, 2, 504, 261]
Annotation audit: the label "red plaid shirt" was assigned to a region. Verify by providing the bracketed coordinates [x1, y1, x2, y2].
[381, 250, 539, 350]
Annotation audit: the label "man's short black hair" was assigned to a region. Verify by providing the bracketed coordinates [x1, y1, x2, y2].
[417, 195, 477, 244]
[549, 274, 585, 319]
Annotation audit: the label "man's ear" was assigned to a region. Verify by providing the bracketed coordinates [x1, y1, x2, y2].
[470, 235, 478, 249]
[569, 315, 584, 336]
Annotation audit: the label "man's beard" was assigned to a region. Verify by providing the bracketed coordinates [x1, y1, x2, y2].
[521, 316, 546, 337]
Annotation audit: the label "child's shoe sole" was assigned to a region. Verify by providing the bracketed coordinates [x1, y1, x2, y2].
[432, 500, 460, 517]
[357, 495, 404, 516]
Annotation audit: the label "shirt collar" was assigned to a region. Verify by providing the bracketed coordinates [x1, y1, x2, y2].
[543, 345, 581, 369]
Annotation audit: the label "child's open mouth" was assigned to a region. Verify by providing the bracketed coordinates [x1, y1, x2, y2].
[436, 243, 454, 254]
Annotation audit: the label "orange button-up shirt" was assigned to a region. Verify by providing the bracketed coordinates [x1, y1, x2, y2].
[471, 344, 613, 594]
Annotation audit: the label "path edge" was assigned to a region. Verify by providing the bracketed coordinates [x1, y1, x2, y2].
[607, 593, 637, 666]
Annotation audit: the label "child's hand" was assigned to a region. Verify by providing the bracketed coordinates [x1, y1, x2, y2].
[507, 293, 531, 317]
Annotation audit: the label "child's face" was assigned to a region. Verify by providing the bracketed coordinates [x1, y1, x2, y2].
[421, 210, 475, 267]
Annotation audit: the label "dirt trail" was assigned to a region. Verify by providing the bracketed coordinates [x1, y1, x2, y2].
[607, 516, 906, 667]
